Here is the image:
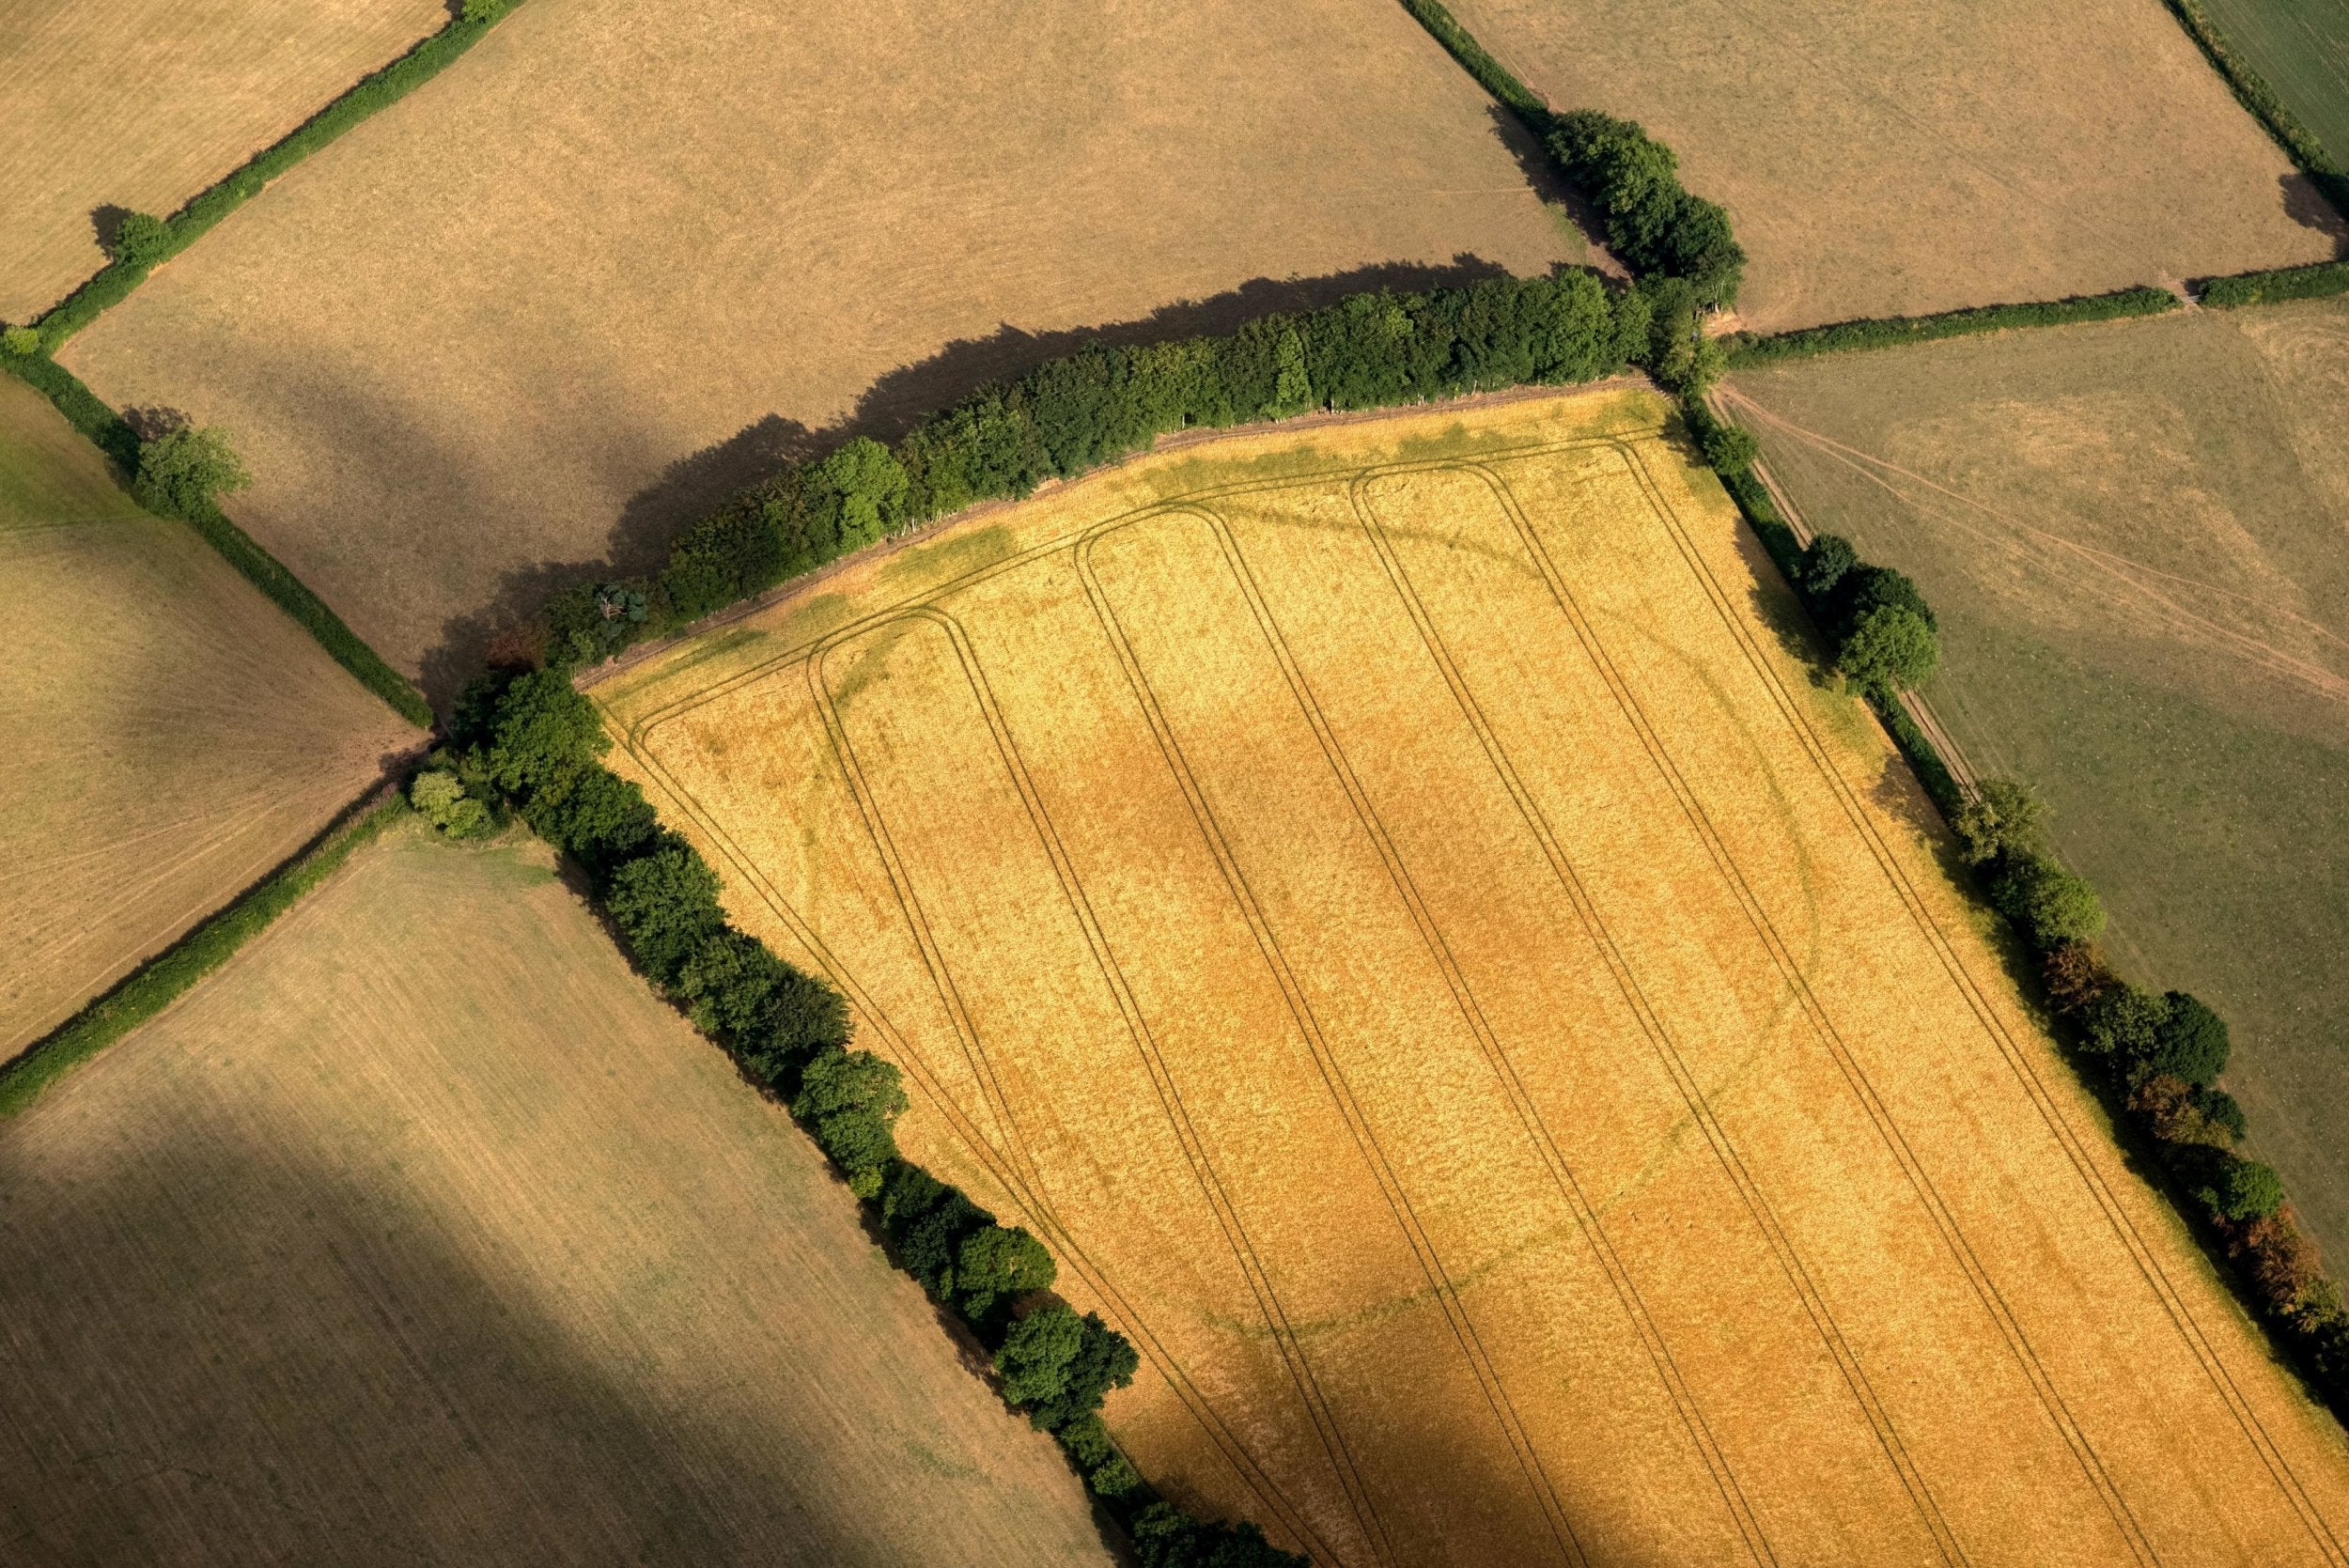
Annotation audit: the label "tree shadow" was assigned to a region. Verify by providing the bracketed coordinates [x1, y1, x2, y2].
[2280, 173, 2349, 256]
[0, 1112, 1012, 1567]
[1481, 103, 1622, 278]
[87, 204, 134, 257]
[421, 255, 1534, 707]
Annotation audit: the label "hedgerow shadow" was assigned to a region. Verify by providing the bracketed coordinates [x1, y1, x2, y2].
[424, 256, 1528, 706]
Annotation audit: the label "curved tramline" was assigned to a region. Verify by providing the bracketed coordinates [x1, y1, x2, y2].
[588, 389, 2349, 1567]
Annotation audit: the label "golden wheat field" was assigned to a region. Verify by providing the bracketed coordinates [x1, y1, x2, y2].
[0, 824, 1113, 1566]
[591, 389, 2349, 1568]
[59, 0, 1584, 692]
[0, 0, 446, 322]
[0, 374, 417, 1056]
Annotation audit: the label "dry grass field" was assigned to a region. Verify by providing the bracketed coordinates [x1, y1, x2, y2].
[1440, 0, 2342, 332]
[0, 373, 416, 1058]
[1725, 299, 2349, 1260]
[0, 0, 446, 322]
[0, 823, 1113, 1567]
[593, 388, 2349, 1567]
[58, 0, 1586, 695]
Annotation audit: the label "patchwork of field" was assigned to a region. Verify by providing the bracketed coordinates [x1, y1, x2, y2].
[57, 0, 1585, 694]
[0, 374, 415, 1058]
[2200, 0, 2349, 166]
[1725, 299, 2349, 1261]
[0, 0, 446, 323]
[0, 824, 1113, 1567]
[593, 390, 2349, 1568]
[1440, 0, 2341, 333]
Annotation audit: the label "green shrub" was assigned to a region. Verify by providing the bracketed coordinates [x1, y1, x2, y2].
[1797, 534, 1858, 599]
[1835, 603, 1938, 692]
[1724, 287, 2180, 366]
[2150, 991, 2230, 1086]
[1952, 778, 2049, 867]
[409, 769, 490, 838]
[605, 846, 724, 986]
[2197, 1087, 2248, 1143]
[132, 426, 250, 519]
[2205, 1157, 2286, 1222]
[1548, 111, 1744, 303]
[2081, 982, 2170, 1068]
[0, 325, 36, 357]
[995, 1301, 1085, 1408]
[481, 669, 609, 797]
[2199, 261, 2349, 308]
[104, 211, 171, 268]
[954, 1224, 1057, 1323]
[1700, 420, 1759, 475]
[1991, 852, 2107, 950]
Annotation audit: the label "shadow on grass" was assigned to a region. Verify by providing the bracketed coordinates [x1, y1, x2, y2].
[419, 255, 1531, 706]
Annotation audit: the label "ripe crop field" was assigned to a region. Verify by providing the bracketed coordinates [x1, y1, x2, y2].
[0, 0, 446, 322]
[59, 0, 1584, 693]
[1725, 299, 2349, 1260]
[593, 389, 2349, 1567]
[0, 824, 1112, 1567]
[2199, 0, 2349, 166]
[1439, 0, 2340, 332]
[0, 373, 414, 1057]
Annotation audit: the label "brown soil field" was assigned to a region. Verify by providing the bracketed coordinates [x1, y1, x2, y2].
[1725, 299, 2349, 1260]
[0, 822, 1114, 1567]
[1440, 0, 2344, 332]
[0, 0, 446, 322]
[58, 0, 1586, 697]
[592, 389, 2349, 1567]
[0, 373, 416, 1058]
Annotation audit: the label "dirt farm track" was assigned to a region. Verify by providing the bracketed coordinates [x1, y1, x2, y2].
[591, 391, 2349, 1568]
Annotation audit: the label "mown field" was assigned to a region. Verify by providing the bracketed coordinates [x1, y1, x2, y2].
[0, 373, 415, 1057]
[59, 0, 1585, 695]
[1440, 0, 2339, 332]
[0, 0, 445, 323]
[0, 823, 1112, 1567]
[2200, 0, 2349, 166]
[594, 389, 2349, 1568]
[1725, 299, 2349, 1262]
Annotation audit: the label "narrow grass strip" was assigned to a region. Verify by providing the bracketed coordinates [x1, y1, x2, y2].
[1394, 0, 1548, 118]
[30, 3, 521, 348]
[0, 352, 431, 725]
[0, 790, 409, 1117]
[2199, 259, 2349, 308]
[2156, 0, 2349, 213]
[1724, 287, 2182, 367]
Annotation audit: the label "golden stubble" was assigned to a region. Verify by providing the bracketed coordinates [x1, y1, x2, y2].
[599, 389, 2349, 1568]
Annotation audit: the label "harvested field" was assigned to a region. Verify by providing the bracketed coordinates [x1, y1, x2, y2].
[594, 388, 2349, 1567]
[59, 0, 1585, 695]
[2199, 0, 2349, 166]
[1439, 0, 2342, 332]
[1725, 299, 2349, 1259]
[0, 823, 1114, 1567]
[0, 373, 415, 1058]
[0, 0, 446, 322]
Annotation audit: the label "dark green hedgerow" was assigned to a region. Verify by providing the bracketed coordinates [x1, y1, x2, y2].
[0, 350, 429, 725]
[445, 670, 1302, 1568]
[0, 788, 408, 1117]
[1723, 287, 2181, 367]
[2199, 260, 2349, 308]
[27, 2, 522, 347]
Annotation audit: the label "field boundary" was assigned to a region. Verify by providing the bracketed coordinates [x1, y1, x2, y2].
[0, 353, 431, 725]
[19, 3, 523, 347]
[0, 783, 412, 1116]
[1722, 288, 2184, 369]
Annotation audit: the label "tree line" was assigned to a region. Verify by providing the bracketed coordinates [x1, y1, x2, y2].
[409, 671, 1303, 1568]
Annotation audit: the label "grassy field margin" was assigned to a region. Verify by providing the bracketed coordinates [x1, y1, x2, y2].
[0, 786, 408, 1117]
[0, 350, 432, 725]
[23, 2, 522, 349]
[2156, 0, 2349, 217]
